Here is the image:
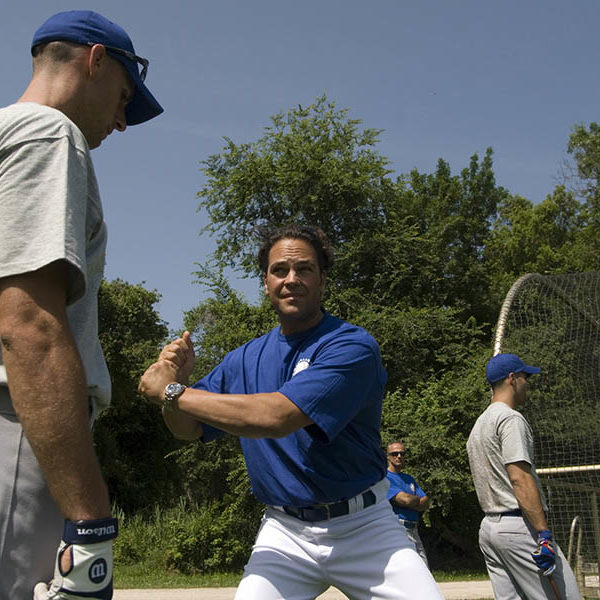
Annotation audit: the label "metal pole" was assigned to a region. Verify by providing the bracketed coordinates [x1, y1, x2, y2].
[592, 491, 600, 591]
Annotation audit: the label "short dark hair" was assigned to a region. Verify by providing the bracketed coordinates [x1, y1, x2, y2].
[258, 225, 335, 275]
[387, 440, 405, 450]
[490, 378, 505, 392]
[32, 40, 83, 64]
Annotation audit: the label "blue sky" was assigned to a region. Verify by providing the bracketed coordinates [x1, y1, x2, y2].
[3, 1, 599, 331]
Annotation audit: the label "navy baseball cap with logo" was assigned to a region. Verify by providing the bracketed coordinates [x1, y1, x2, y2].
[486, 353, 541, 384]
[31, 10, 163, 126]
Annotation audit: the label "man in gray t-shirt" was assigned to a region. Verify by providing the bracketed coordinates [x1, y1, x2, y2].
[0, 10, 162, 600]
[467, 354, 581, 599]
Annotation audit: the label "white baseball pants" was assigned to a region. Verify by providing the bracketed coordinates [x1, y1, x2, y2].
[235, 485, 443, 600]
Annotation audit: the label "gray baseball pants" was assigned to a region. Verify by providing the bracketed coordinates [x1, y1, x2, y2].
[479, 514, 581, 599]
[0, 386, 64, 599]
[401, 519, 429, 567]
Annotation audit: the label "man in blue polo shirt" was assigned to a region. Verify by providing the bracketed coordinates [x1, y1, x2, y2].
[139, 225, 442, 599]
[386, 440, 430, 566]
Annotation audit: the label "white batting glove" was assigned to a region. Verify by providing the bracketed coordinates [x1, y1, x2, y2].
[33, 517, 118, 599]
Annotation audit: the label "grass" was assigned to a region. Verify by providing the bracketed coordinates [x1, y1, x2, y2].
[114, 566, 487, 589]
[114, 564, 241, 589]
[432, 570, 489, 582]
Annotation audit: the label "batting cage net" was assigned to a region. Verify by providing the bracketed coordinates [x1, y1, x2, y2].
[494, 271, 600, 597]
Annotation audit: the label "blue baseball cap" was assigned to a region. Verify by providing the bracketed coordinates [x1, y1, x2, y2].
[486, 353, 541, 384]
[31, 10, 163, 126]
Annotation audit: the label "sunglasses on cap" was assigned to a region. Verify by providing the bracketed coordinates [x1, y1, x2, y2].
[88, 42, 149, 81]
[388, 451, 406, 457]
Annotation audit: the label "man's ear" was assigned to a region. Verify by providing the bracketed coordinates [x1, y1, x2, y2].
[87, 43, 107, 78]
[320, 272, 327, 295]
[263, 274, 268, 296]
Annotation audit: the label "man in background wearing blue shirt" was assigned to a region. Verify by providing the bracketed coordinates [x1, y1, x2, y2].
[386, 440, 430, 566]
[139, 225, 442, 599]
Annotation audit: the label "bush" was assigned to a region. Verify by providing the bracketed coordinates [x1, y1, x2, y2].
[113, 497, 263, 574]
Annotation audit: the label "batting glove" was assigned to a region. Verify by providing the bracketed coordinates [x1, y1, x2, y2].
[33, 517, 118, 600]
[531, 529, 556, 576]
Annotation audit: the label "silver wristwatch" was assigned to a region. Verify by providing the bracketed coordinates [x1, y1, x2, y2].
[163, 382, 187, 412]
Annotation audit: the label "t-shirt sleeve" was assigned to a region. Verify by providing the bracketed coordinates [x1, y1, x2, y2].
[0, 136, 88, 304]
[413, 480, 426, 498]
[498, 413, 534, 466]
[278, 335, 383, 443]
[386, 473, 401, 500]
[386, 473, 425, 499]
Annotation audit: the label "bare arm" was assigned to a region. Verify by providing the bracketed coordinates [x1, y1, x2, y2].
[139, 350, 313, 439]
[0, 261, 110, 520]
[506, 461, 548, 532]
[390, 492, 430, 512]
[415, 495, 430, 512]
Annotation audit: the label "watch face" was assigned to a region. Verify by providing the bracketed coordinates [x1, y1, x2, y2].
[165, 383, 184, 396]
[163, 382, 186, 412]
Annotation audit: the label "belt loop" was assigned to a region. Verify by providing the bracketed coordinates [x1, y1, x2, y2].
[347, 493, 360, 513]
[356, 492, 365, 511]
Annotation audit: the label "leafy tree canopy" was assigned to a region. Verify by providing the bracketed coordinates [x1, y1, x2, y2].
[95, 279, 176, 512]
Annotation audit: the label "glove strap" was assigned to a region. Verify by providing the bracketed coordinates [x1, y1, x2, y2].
[63, 517, 119, 545]
[538, 529, 553, 542]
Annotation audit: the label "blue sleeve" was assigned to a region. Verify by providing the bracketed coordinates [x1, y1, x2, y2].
[413, 480, 426, 498]
[386, 473, 401, 501]
[278, 335, 384, 443]
[386, 472, 426, 499]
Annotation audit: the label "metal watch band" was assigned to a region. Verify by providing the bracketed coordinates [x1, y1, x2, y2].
[163, 383, 187, 412]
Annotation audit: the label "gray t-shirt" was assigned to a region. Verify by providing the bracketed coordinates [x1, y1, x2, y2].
[0, 102, 111, 410]
[467, 401, 547, 514]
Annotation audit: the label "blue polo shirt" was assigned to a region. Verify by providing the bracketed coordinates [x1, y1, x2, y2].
[386, 471, 426, 522]
[195, 311, 387, 507]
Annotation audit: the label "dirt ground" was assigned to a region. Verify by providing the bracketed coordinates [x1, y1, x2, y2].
[113, 579, 494, 599]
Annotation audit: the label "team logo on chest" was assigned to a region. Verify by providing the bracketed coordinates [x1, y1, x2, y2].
[292, 358, 311, 377]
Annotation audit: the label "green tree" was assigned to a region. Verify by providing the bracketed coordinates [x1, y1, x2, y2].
[567, 122, 600, 206]
[563, 122, 600, 267]
[198, 94, 394, 275]
[94, 279, 175, 512]
[484, 185, 596, 309]
[392, 151, 507, 324]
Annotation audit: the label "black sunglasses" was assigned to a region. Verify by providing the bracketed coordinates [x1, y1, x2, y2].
[89, 43, 149, 81]
[388, 451, 406, 457]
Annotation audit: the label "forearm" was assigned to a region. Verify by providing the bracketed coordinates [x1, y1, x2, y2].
[2, 315, 110, 520]
[416, 495, 430, 512]
[507, 464, 548, 532]
[513, 480, 547, 531]
[392, 491, 421, 510]
[162, 405, 204, 440]
[175, 387, 310, 438]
